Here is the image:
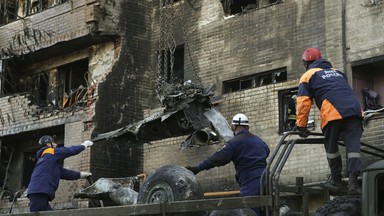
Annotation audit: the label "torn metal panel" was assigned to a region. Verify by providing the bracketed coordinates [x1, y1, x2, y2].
[93, 84, 232, 149]
[74, 177, 139, 205]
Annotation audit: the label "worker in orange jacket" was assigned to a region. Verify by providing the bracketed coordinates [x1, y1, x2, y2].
[296, 48, 363, 195]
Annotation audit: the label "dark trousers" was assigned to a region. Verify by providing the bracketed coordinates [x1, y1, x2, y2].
[239, 168, 264, 216]
[29, 193, 52, 212]
[322, 117, 362, 176]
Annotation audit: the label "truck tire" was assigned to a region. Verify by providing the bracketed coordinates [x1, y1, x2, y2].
[137, 165, 205, 215]
[315, 195, 360, 216]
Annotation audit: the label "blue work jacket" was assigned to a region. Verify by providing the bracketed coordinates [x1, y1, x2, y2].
[27, 145, 85, 200]
[197, 130, 270, 196]
[297, 58, 363, 128]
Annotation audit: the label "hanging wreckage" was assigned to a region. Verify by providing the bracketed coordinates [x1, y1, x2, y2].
[92, 0, 234, 150]
[92, 81, 233, 150]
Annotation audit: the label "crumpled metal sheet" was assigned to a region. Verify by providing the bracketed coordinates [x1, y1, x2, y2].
[92, 82, 232, 150]
[76, 177, 138, 205]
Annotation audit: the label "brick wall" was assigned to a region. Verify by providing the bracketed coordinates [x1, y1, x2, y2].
[0, 0, 98, 56]
[345, 1, 384, 62]
[144, 0, 384, 191]
[144, 0, 330, 191]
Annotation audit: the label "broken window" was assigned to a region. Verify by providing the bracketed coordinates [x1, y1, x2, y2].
[161, 0, 181, 7]
[0, 127, 64, 200]
[29, 0, 69, 15]
[159, 45, 184, 84]
[57, 59, 88, 108]
[352, 57, 384, 111]
[0, 58, 89, 110]
[222, 67, 287, 94]
[0, 60, 24, 96]
[0, 0, 18, 25]
[0, 60, 50, 106]
[0, 0, 68, 25]
[221, 0, 282, 15]
[279, 88, 297, 133]
[278, 88, 315, 133]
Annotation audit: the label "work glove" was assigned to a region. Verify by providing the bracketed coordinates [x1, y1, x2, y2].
[185, 166, 200, 175]
[296, 126, 310, 138]
[81, 140, 94, 148]
[80, 172, 92, 179]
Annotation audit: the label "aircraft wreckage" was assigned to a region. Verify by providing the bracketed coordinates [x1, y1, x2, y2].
[76, 81, 234, 206]
[92, 80, 233, 149]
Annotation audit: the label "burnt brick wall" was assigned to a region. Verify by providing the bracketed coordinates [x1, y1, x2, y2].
[145, 0, 384, 191]
[144, 0, 328, 190]
[91, 0, 156, 179]
[0, 0, 99, 57]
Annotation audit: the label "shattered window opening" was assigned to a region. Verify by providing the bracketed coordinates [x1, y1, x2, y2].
[279, 88, 315, 134]
[161, 0, 181, 7]
[352, 58, 384, 111]
[222, 67, 287, 94]
[278, 88, 297, 133]
[221, 0, 282, 15]
[1, 58, 90, 111]
[0, 0, 69, 26]
[58, 59, 89, 108]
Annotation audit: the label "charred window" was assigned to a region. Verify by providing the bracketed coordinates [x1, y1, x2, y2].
[0, 58, 89, 109]
[0, 0, 68, 25]
[279, 88, 297, 133]
[31, 73, 49, 106]
[0, 0, 18, 25]
[0, 127, 64, 198]
[221, 0, 282, 15]
[159, 45, 184, 84]
[57, 59, 88, 108]
[222, 67, 287, 93]
[162, 0, 181, 6]
[279, 88, 316, 134]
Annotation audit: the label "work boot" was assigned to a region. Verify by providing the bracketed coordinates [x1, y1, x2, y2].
[348, 174, 359, 195]
[320, 174, 342, 193]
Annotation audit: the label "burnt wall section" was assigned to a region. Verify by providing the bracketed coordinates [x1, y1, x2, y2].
[92, 0, 155, 178]
[150, 0, 326, 95]
[145, 0, 328, 189]
[0, 0, 101, 59]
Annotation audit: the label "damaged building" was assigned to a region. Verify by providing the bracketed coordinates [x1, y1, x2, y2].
[0, 0, 384, 214]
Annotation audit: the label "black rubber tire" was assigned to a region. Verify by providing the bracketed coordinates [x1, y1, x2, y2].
[315, 195, 361, 216]
[137, 165, 205, 215]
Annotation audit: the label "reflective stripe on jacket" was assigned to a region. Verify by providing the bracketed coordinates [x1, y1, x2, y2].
[296, 59, 363, 128]
[27, 145, 85, 200]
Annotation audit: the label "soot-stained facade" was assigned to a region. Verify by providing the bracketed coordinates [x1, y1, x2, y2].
[0, 0, 384, 214]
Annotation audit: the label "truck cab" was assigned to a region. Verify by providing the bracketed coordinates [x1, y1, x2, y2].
[362, 160, 384, 216]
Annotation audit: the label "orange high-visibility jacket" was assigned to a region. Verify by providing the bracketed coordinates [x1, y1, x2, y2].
[296, 59, 363, 129]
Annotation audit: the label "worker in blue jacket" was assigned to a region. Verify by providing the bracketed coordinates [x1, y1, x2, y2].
[296, 47, 363, 195]
[186, 113, 270, 215]
[27, 135, 94, 212]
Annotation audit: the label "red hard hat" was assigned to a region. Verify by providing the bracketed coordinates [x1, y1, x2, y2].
[302, 48, 322, 61]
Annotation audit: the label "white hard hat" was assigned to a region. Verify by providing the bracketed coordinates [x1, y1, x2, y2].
[232, 113, 249, 126]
